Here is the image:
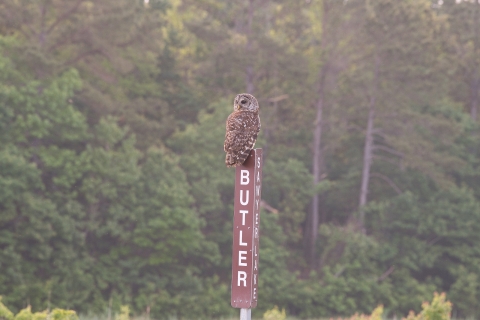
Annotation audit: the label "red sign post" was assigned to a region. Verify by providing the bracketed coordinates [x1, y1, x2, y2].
[231, 149, 262, 309]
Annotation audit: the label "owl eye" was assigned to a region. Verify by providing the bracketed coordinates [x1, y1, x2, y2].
[240, 99, 247, 104]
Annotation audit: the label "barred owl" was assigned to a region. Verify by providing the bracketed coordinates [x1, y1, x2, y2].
[224, 93, 261, 167]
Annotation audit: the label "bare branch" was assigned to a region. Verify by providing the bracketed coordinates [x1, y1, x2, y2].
[427, 236, 442, 246]
[373, 145, 404, 158]
[370, 172, 402, 195]
[260, 200, 278, 214]
[1, 0, 42, 37]
[46, 0, 85, 35]
[377, 265, 395, 282]
[63, 49, 101, 67]
[267, 94, 289, 103]
[47, 25, 92, 53]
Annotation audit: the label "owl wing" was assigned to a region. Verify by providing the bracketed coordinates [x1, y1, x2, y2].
[224, 111, 260, 166]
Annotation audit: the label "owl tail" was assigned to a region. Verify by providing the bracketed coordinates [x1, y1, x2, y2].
[225, 149, 251, 167]
[225, 152, 237, 167]
[236, 149, 251, 165]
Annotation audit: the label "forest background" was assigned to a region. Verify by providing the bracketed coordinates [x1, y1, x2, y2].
[0, 0, 480, 319]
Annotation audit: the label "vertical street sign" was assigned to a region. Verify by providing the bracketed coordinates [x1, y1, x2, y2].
[231, 149, 262, 309]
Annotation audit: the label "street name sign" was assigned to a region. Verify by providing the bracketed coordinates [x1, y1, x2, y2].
[231, 149, 262, 309]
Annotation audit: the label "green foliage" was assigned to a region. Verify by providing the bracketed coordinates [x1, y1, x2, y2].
[263, 158, 313, 246]
[13, 307, 40, 320]
[344, 305, 384, 320]
[0, 298, 13, 320]
[370, 305, 384, 320]
[114, 306, 129, 320]
[51, 310, 77, 320]
[1, 305, 77, 320]
[263, 306, 286, 320]
[255, 212, 297, 318]
[404, 293, 451, 320]
[448, 267, 478, 317]
[420, 293, 452, 320]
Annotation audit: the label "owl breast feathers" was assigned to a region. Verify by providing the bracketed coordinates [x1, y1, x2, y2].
[224, 93, 261, 167]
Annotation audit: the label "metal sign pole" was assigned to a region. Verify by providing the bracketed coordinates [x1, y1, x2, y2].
[230, 149, 262, 318]
[240, 308, 251, 320]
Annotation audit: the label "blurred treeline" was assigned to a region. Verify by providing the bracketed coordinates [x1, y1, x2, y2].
[0, 0, 480, 319]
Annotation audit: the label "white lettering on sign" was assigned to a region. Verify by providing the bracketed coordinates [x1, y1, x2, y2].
[231, 150, 262, 308]
[240, 210, 248, 225]
[238, 271, 247, 287]
[239, 251, 247, 266]
[240, 190, 249, 205]
[240, 170, 250, 185]
[239, 231, 247, 246]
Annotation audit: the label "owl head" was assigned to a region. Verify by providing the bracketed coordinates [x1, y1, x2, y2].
[234, 93, 259, 113]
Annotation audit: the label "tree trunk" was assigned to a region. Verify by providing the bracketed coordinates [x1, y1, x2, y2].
[471, 0, 479, 121]
[245, 0, 254, 94]
[309, 1, 329, 268]
[358, 54, 379, 231]
[311, 88, 324, 267]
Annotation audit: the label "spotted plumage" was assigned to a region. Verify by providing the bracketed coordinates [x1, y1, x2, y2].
[224, 93, 261, 167]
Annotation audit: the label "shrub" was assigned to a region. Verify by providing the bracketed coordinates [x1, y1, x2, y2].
[0, 298, 13, 320]
[263, 306, 286, 320]
[115, 306, 129, 320]
[331, 305, 384, 320]
[404, 293, 451, 320]
[51, 309, 78, 320]
[0, 300, 77, 320]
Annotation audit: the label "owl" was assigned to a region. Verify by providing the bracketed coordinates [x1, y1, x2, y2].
[224, 93, 261, 167]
